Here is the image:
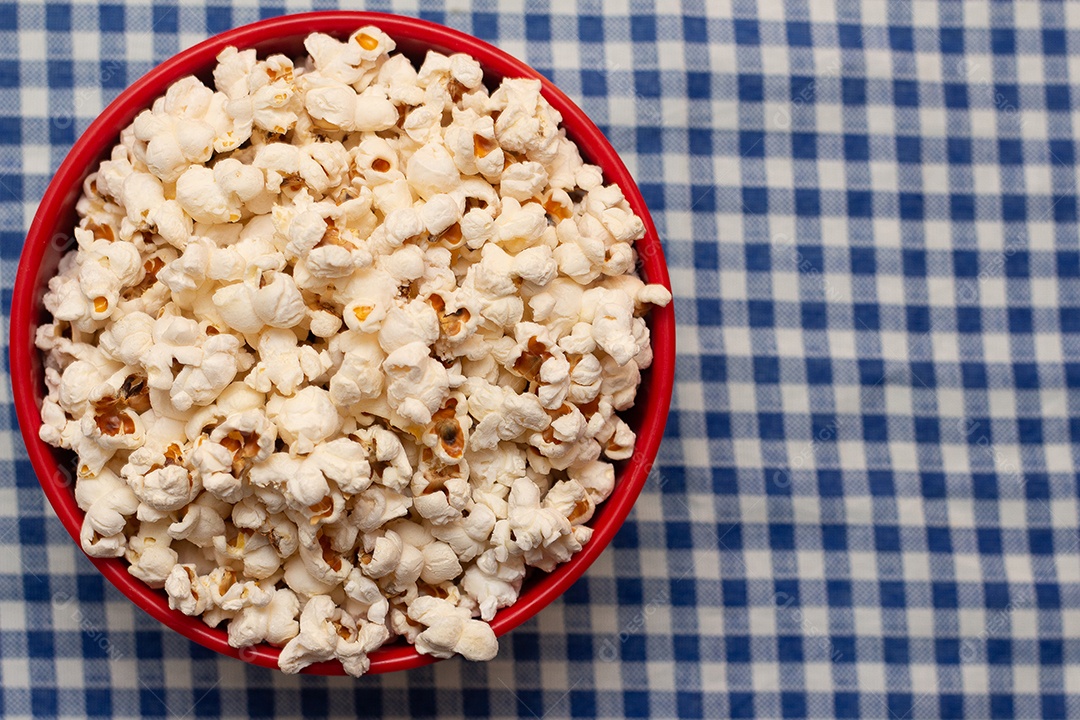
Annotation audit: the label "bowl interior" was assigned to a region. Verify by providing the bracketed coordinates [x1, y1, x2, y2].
[12, 11, 674, 675]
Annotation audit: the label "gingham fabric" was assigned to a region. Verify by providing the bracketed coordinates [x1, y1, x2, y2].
[2, 1, 1080, 718]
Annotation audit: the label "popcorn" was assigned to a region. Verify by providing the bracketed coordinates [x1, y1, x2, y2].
[383, 341, 450, 427]
[506, 477, 572, 553]
[305, 436, 372, 495]
[245, 328, 331, 396]
[37, 25, 671, 677]
[488, 78, 561, 164]
[216, 528, 283, 580]
[461, 551, 525, 621]
[278, 594, 390, 676]
[408, 596, 498, 661]
[446, 108, 504, 181]
[228, 586, 300, 648]
[297, 527, 353, 586]
[328, 330, 385, 407]
[303, 33, 365, 85]
[165, 564, 213, 616]
[126, 520, 178, 587]
[406, 141, 462, 201]
[205, 566, 273, 611]
[190, 409, 277, 503]
[411, 450, 470, 525]
[168, 493, 228, 547]
[175, 166, 241, 225]
[430, 501, 496, 563]
[76, 468, 139, 557]
[122, 438, 200, 514]
[524, 524, 592, 573]
[171, 333, 243, 411]
[249, 55, 300, 135]
[131, 106, 214, 183]
[337, 267, 399, 333]
[352, 485, 411, 533]
[343, 568, 389, 624]
[266, 386, 341, 454]
[500, 161, 549, 203]
[251, 271, 307, 329]
[282, 553, 338, 598]
[493, 197, 546, 252]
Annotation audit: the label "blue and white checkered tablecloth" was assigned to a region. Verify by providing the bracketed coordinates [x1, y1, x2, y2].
[3, 1, 1080, 718]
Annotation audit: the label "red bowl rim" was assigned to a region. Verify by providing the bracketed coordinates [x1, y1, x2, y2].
[9, 10, 675, 675]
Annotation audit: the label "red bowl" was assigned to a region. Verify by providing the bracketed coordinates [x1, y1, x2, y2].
[10, 11, 674, 675]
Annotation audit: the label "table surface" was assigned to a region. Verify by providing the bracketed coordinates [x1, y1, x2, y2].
[3, 1, 1080, 718]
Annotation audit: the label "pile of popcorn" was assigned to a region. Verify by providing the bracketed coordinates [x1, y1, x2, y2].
[36, 26, 671, 676]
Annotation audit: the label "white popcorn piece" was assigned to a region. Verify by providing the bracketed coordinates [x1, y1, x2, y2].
[408, 596, 498, 661]
[214, 46, 257, 99]
[447, 100, 497, 157]
[500, 161, 549, 203]
[171, 333, 242, 411]
[411, 450, 470, 526]
[304, 33, 364, 85]
[76, 468, 140, 557]
[543, 478, 594, 526]
[354, 87, 399, 132]
[175, 166, 238, 225]
[123, 439, 199, 514]
[297, 528, 353, 586]
[524, 523, 592, 573]
[493, 197, 547, 253]
[328, 330, 385, 408]
[602, 417, 637, 461]
[305, 436, 372, 495]
[430, 501, 496, 563]
[511, 244, 558, 287]
[168, 493, 228, 547]
[245, 328, 330, 396]
[55, 358, 115, 417]
[266, 386, 342, 454]
[378, 520, 462, 587]
[205, 566, 274, 611]
[568, 460, 616, 504]
[598, 354, 641, 411]
[357, 529, 404, 580]
[337, 267, 399, 333]
[465, 379, 550, 451]
[213, 528, 283, 580]
[212, 281, 264, 335]
[125, 520, 178, 587]
[228, 586, 300, 648]
[343, 568, 389, 625]
[190, 409, 277, 503]
[377, 301, 439, 354]
[251, 271, 307, 330]
[278, 594, 390, 677]
[383, 341, 450, 427]
[281, 553, 338, 598]
[488, 78, 561, 164]
[249, 55, 300, 135]
[303, 77, 359, 131]
[132, 100, 215, 183]
[406, 141, 462, 201]
[461, 551, 525, 621]
[352, 484, 412, 533]
[506, 477, 572, 553]
[165, 564, 213, 616]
